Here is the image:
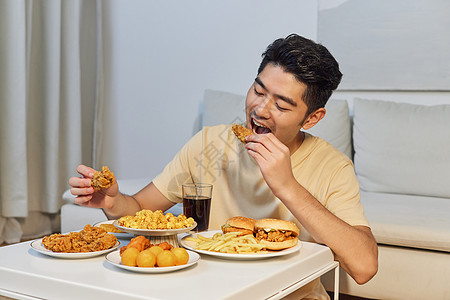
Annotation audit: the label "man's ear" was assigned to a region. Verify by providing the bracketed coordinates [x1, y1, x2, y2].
[302, 108, 326, 130]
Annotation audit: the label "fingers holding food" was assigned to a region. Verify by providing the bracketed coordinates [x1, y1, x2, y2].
[231, 124, 253, 144]
[91, 166, 115, 190]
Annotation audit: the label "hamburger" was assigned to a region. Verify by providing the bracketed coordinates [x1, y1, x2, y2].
[221, 216, 256, 236]
[254, 218, 300, 250]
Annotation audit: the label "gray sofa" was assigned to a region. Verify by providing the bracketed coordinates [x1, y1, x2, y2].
[62, 90, 450, 299]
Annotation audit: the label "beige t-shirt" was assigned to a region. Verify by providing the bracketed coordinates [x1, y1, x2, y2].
[153, 124, 368, 238]
[153, 124, 369, 299]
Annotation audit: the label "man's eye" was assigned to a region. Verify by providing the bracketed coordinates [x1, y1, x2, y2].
[276, 103, 288, 111]
[254, 87, 264, 96]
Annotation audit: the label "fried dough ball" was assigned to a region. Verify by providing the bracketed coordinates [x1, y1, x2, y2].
[136, 249, 156, 267]
[171, 247, 189, 265]
[156, 250, 177, 267]
[121, 247, 140, 267]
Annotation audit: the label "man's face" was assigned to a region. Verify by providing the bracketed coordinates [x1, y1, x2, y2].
[245, 63, 310, 154]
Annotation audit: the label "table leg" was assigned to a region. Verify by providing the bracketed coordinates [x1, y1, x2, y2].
[334, 265, 340, 300]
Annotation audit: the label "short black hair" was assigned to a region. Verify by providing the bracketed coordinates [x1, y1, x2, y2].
[258, 34, 342, 116]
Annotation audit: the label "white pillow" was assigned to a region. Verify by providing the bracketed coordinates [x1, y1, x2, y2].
[306, 99, 352, 158]
[353, 98, 450, 198]
[202, 90, 352, 158]
[202, 89, 246, 127]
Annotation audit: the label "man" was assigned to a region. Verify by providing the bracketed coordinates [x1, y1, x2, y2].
[70, 34, 378, 299]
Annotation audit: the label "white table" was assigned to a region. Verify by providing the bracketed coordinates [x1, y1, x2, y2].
[0, 238, 339, 300]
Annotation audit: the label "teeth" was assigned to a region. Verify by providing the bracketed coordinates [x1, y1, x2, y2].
[252, 119, 267, 128]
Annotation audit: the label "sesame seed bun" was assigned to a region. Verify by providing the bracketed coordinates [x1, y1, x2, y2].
[221, 216, 256, 235]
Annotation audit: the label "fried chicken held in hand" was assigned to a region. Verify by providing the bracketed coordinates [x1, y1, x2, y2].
[232, 124, 253, 144]
[69, 165, 120, 210]
[91, 166, 115, 190]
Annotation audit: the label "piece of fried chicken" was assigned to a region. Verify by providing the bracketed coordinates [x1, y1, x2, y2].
[91, 166, 115, 190]
[231, 124, 253, 144]
[120, 235, 151, 254]
[42, 224, 117, 253]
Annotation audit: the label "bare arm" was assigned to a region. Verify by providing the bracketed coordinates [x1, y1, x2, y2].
[245, 133, 378, 284]
[70, 165, 174, 219]
[280, 183, 378, 284]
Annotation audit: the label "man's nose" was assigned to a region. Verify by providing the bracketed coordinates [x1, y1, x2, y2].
[255, 97, 271, 119]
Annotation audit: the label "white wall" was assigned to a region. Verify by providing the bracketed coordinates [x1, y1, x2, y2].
[100, 0, 450, 181]
[101, 0, 318, 179]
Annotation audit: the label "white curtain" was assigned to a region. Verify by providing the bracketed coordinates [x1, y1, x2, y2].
[0, 0, 105, 243]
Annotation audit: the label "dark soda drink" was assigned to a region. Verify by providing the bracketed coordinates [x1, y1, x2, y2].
[183, 195, 211, 232]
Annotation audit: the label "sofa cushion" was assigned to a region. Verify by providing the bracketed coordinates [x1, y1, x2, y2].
[306, 99, 352, 159]
[202, 89, 246, 127]
[202, 89, 353, 158]
[353, 98, 450, 198]
[361, 191, 450, 252]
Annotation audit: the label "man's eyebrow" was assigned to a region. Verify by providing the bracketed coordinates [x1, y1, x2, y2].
[254, 77, 297, 107]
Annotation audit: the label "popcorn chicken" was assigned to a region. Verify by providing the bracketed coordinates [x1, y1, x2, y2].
[91, 166, 115, 190]
[117, 209, 195, 230]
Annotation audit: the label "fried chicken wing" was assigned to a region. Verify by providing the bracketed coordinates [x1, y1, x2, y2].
[120, 235, 151, 254]
[231, 124, 253, 144]
[91, 166, 115, 190]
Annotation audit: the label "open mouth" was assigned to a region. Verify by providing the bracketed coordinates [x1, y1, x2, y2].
[252, 118, 272, 134]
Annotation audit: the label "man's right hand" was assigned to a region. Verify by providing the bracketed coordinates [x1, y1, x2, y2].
[68, 164, 119, 209]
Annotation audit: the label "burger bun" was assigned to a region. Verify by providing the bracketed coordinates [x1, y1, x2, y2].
[221, 216, 255, 235]
[254, 218, 300, 237]
[258, 237, 298, 250]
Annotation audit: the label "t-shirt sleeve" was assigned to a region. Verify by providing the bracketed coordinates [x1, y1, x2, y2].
[324, 162, 370, 228]
[152, 130, 204, 204]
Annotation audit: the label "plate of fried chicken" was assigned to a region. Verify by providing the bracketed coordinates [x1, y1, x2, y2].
[31, 224, 120, 259]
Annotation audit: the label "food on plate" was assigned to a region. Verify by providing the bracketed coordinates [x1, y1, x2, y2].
[99, 223, 124, 233]
[185, 232, 266, 254]
[254, 218, 300, 250]
[136, 249, 157, 267]
[157, 242, 173, 250]
[231, 124, 253, 144]
[120, 235, 151, 254]
[156, 250, 177, 267]
[117, 209, 195, 230]
[221, 216, 256, 236]
[121, 247, 140, 266]
[171, 247, 189, 265]
[148, 245, 164, 257]
[119, 236, 188, 268]
[91, 166, 115, 190]
[42, 224, 117, 253]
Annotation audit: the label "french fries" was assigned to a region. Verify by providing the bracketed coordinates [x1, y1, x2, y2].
[185, 232, 267, 254]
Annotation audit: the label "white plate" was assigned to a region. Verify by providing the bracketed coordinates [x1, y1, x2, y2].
[105, 249, 200, 273]
[30, 239, 120, 259]
[179, 230, 301, 260]
[94, 220, 133, 239]
[113, 220, 197, 236]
